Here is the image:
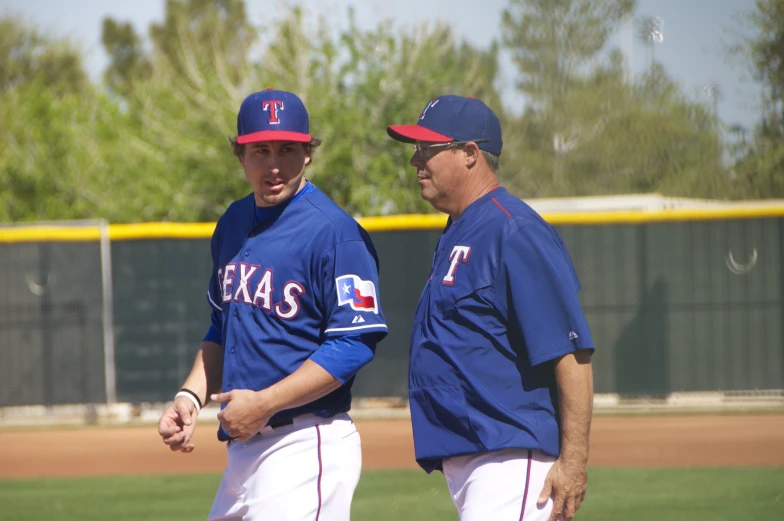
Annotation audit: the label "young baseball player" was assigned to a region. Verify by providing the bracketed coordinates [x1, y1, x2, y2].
[157, 89, 388, 521]
[386, 95, 595, 521]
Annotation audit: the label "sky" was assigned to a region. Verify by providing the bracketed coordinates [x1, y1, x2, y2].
[0, 0, 762, 131]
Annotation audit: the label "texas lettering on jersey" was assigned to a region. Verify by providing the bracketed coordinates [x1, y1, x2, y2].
[219, 262, 305, 320]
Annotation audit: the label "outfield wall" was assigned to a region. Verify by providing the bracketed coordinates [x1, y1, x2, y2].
[1, 207, 783, 406]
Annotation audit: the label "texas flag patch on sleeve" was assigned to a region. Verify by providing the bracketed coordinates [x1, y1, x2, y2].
[336, 274, 379, 314]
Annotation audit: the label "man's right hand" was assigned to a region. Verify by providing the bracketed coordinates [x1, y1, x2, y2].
[157, 397, 199, 453]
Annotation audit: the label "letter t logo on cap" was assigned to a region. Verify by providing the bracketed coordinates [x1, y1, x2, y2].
[263, 100, 284, 124]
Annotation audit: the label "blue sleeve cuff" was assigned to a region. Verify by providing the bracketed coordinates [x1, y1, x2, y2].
[203, 324, 222, 344]
[202, 310, 223, 345]
[528, 342, 595, 367]
[309, 333, 379, 384]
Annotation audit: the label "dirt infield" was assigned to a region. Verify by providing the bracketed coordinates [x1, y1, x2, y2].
[1, 413, 782, 479]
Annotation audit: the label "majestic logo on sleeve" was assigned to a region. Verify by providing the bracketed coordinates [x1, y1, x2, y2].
[442, 245, 471, 285]
[262, 100, 284, 124]
[336, 275, 379, 313]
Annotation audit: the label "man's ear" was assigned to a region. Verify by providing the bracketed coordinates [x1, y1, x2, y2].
[464, 142, 480, 168]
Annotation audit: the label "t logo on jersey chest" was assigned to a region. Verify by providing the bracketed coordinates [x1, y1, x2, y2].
[442, 245, 471, 285]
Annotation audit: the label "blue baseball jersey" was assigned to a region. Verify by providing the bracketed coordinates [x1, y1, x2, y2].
[409, 187, 594, 473]
[207, 183, 387, 441]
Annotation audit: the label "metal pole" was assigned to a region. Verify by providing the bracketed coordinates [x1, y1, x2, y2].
[100, 220, 117, 404]
[40, 243, 53, 408]
[76, 302, 88, 403]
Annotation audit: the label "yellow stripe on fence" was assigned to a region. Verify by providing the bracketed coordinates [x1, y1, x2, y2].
[543, 206, 784, 225]
[0, 226, 104, 243]
[361, 207, 784, 228]
[358, 214, 447, 232]
[109, 222, 218, 240]
[1, 206, 784, 242]
[0, 223, 218, 242]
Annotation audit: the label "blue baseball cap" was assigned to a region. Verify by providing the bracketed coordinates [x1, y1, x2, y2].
[236, 88, 311, 144]
[387, 95, 503, 155]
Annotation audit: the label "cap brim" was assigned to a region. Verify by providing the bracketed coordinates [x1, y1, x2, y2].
[386, 125, 453, 143]
[237, 130, 311, 144]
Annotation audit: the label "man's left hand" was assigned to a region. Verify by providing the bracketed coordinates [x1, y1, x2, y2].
[211, 389, 273, 441]
[536, 457, 588, 521]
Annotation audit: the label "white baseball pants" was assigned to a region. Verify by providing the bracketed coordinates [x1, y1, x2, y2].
[443, 448, 558, 521]
[207, 412, 361, 521]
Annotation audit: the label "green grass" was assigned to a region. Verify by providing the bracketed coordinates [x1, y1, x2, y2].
[0, 468, 782, 521]
[577, 468, 784, 521]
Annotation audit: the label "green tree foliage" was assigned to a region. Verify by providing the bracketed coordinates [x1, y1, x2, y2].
[101, 18, 152, 97]
[261, 8, 502, 215]
[96, 2, 502, 220]
[0, 17, 87, 95]
[502, 0, 634, 106]
[148, 0, 256, 87]
[0, 81, 127, 221]
[0, 15, 112, 221]
[0, 15, 176, 223]
[97, 0, 260, 219]
[5, 0, 769, 224]
[729, 0, 784, 198]
[500, 0, 730, 198]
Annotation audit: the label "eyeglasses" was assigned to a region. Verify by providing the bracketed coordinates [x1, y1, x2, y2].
[413, 139, 489, 156]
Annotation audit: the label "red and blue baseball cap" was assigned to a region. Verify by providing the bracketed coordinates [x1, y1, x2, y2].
[387, 95, 503, 155]
[236, 88, 311, 144]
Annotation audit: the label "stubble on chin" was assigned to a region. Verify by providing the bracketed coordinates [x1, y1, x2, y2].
[257, 185, 296, 207]
[259, 194, 284, 205]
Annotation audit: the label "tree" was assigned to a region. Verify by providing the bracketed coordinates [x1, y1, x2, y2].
[148, 0, 256, 87]
[0, 80, 130, 221]
[96, 0, 261, 221]
[99, 3, 505, 221]
[102, 0, 255, 97]
[499, 0, 729, 198]
[729, 0, 784, 198]
[101, 18, 152, 97]
[501, 0, 634, 108]
[500, 0, 635, 191]
[0, 16, 87, 95]
[275, 7, 503, 216]
[0, 15, 116, 222]
[2, 2, 506, 223]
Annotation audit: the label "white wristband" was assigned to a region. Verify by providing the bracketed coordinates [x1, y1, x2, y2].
[174, 391, 201, 413]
